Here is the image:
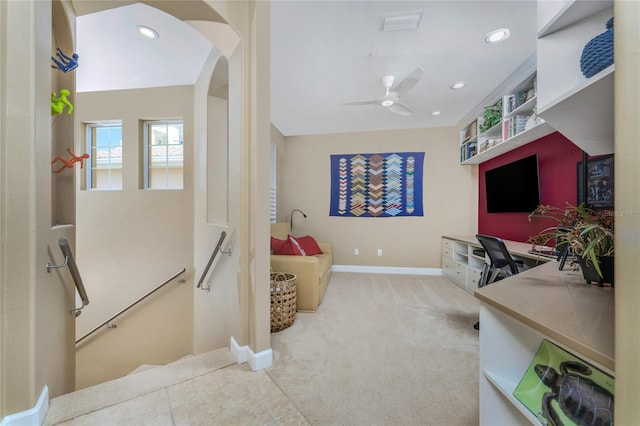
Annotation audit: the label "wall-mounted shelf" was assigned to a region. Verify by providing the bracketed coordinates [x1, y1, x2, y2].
[537, 0, 613, 38]
[51, 0, 77, 226]
[537, 3, 614, 156]
[461, 121, 555, 165]
[460, 1, 614, 164]
[460, 71, 555, 165]
[538, 64, 613, 156]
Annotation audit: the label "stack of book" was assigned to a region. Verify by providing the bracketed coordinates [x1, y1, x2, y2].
[503, 115, 528, 139]
[460, 142, 477, 161]
[503, 87, 535, 115]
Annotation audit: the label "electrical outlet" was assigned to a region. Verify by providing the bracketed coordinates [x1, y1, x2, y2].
[354, 248, 359, 256]
[377, 249, 383, 256]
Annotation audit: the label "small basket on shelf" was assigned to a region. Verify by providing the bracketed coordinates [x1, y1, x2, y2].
[270, 272, 297, 332]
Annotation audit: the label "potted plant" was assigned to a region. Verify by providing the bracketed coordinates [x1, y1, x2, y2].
[527, 203, 614, 286]
[479, 99, 503, 133]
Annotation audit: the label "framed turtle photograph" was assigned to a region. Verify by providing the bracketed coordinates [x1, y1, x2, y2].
[513, 339, 614, 426]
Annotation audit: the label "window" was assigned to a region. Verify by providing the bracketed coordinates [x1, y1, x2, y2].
[87, 122, 123, 190]
[270, 142, 277, 223]
[143, 120, 184, 190]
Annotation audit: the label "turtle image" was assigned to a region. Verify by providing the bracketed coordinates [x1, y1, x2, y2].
[535, 361, 614, 426]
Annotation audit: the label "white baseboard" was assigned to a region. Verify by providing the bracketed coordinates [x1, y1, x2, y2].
[0, 385, 48, 426]
[332, 265, 443, 275]
[230, 336, 248, 363]
[229, 336, 273, 371]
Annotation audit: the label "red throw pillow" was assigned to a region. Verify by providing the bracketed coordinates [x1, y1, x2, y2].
[289, 235, 323, 256]
[271, 236, 296, 255]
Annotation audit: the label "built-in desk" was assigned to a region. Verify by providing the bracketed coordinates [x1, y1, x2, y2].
[441, 235, 552, 295]
[442, 236, 615, 425]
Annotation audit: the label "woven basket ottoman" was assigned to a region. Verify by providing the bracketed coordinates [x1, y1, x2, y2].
[270, 272, 297, 332]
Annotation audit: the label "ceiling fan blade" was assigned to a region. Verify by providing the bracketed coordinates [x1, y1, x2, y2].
[339, 99, 379, 106]
[392, 67, 424, 96]
[388, 102, 413, 116]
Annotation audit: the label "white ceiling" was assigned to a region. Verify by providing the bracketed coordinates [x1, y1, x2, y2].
[271, 1, 538, 136]
[76, 3, 215, 93]
[74, 1, 539, 137]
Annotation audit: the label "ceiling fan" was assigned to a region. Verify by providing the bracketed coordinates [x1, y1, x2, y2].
[340, 67, 424, 116]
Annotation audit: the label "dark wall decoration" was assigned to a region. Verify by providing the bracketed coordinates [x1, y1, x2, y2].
[577, 154, 614, 209]
[329, 152, 424, 217]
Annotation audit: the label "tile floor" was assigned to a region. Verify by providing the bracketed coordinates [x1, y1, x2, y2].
[44, 351, 309, 426]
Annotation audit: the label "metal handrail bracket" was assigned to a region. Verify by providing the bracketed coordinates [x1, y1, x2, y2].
[197, 231, 231, 291]
[47, 237, 89, 317]
[76, 268, 186, 344]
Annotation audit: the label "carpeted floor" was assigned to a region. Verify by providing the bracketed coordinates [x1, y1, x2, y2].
[266, 272, 481, 426]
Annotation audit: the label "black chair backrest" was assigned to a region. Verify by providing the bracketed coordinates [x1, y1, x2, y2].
[476, 234, 520, 275]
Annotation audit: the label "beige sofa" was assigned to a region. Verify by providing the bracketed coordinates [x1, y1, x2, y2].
[270, 223, 332, 312]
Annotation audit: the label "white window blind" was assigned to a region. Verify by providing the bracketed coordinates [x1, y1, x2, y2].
[270, 143, 277, 223]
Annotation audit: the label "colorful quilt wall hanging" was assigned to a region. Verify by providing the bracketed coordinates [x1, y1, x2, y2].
[329, 152, 424, 217]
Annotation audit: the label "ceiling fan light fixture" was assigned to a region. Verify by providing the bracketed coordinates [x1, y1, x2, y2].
[381, 99, 394, 107]
[137, 25, 159, 39]
[450, 81, 467, 90]
[485, 28, 510, 44]
[431, 111, 441, 116]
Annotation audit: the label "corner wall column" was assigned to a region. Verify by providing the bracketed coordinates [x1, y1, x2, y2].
[614, 0, 640, 423]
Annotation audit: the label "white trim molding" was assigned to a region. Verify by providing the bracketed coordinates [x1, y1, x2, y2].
[332, 265, 443, 276]
[229, 336, 273, 371]
[0, 385, 48, 426]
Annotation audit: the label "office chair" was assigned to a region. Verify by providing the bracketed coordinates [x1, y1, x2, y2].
[476, 234, 525, 288]
[474, 234, 525, 330]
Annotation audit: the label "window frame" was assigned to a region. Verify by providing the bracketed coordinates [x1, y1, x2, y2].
[142, 119, 184, 190]
[85, 121, 123, 190]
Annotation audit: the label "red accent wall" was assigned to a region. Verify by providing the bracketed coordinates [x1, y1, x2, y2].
[478, 132, 584, 242]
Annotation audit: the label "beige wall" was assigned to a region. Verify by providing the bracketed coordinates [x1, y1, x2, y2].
[248, 0, 272, 354]
[1, 0, 77, 415]
[74, 86, 196, 388]
[0, 0, 273, 419]
[192, 45, 243, 355]
[614, 1, 640, 423]
[282, 127, 478, 268]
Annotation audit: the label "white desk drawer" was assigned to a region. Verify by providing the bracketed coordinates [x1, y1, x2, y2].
[466, 267, 483, 291]
[442, 247, 453, 259]
[443, 256, 466, 286]
[442, 238, 454, 250]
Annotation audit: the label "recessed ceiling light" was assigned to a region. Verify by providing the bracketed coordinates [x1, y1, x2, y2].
[431, 111, 441, 116]
[485, 28, 510, 44]
[450, 81, 467, 90]
[137, 25, 159, 39]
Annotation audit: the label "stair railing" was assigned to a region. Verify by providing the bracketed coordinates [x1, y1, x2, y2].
[75, 268, 186, 344]
[47, 237, 90, 317]
[197, 231, 232, 291]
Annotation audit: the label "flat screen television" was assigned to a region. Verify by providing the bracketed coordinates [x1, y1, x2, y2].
[485, 154, 540, 213]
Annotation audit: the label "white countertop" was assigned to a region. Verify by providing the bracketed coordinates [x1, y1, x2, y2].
[475, 260, 614, 371]
[442, 235, 614, 371]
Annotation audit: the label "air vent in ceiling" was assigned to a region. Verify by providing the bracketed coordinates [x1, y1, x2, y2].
[382, 13, 422, 32]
